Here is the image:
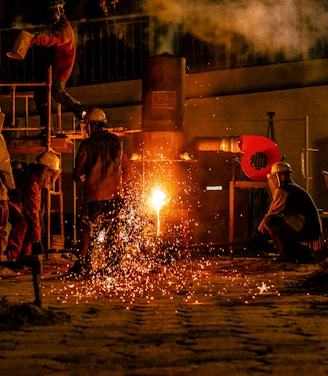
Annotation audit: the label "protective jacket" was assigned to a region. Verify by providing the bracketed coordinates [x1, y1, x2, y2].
[31, 14, 75, 83]
[73, 130, 123, 204]
[0, 134, 15, 200]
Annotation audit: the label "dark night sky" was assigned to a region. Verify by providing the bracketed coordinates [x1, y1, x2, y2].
[0, 0, 142, 28]
[2, 0, 328, 63]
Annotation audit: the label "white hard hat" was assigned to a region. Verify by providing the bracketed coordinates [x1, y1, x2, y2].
[271, 162, 292, 174]
[36, 151, 61, 172]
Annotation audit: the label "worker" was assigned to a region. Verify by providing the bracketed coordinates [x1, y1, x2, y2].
[256, 162, 322, 263]
[6, 151, 61, 261]
[0, 110, 16, 254]
[71, 107, 125, 275]
[29, 0, 85, 133]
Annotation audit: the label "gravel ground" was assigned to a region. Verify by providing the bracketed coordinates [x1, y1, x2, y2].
[0, 254, 328, 376]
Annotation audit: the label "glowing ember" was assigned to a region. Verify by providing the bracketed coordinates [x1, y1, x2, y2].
[150, 188, 167, 235]
[51, 161, 283, 309]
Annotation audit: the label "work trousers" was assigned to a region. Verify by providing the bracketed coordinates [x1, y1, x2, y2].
[6, 202, 31, 261]
[0, 200, 8, 251]
[264, 214, 315, 262]
[77, 198, 124, 261]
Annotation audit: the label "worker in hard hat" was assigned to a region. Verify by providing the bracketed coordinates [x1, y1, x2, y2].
[6, 151, 61, 261]
[28, 0, 85, 133]
[256, 161, 322, 263]
[71, 108, 127, 275]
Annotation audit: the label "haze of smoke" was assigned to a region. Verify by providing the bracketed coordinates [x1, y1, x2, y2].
[141, 0, 328, 58]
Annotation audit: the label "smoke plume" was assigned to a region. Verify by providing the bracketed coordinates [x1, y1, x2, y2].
[141, 0, 328, 58]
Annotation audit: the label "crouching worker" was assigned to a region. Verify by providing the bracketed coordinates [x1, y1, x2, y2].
[6, 151, 61, 261]
[255, 162, 322, 263]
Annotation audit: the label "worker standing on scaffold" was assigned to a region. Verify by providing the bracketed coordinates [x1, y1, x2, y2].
[28, 0, 85, 133]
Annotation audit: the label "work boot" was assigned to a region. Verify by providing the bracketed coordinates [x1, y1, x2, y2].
[5, 249, 17, 262]
[293, 243, 316, 264]
[248, 231, 271, 252]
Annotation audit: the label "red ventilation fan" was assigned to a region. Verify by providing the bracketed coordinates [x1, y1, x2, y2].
[238, 135, 281, 181]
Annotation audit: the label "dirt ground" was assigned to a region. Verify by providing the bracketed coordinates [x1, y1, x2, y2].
[1, 252, 328, 376]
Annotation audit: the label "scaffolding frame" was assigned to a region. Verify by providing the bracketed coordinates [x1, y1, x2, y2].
[0, 66, 65, 252]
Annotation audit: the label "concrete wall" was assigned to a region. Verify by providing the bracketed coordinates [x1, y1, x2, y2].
[71, 60, 328, 212]
[5, 59, 328, 216]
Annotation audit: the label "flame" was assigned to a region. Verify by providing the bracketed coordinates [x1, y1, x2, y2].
[150, 188, 167, 235]
[150, 188, 167, 212]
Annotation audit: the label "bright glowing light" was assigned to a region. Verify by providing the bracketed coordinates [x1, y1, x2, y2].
[150, 188, 167, 236]
[97, 229, 106, 243]
[150, 189, 167, 211]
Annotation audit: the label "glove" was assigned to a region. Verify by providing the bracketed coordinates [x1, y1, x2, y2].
[32, 241, 44, 255]
[8, 188, 21, 204]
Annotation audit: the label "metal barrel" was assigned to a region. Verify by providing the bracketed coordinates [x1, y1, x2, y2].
[6, 29, 33, 60]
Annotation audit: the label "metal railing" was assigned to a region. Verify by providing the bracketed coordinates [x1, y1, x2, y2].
[1, 8, 328, 88]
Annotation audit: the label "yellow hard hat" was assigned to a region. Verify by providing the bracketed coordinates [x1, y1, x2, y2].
[84, 107, 107, 125]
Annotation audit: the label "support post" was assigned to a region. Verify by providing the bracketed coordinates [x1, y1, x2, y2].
[229, 180, 269, 258]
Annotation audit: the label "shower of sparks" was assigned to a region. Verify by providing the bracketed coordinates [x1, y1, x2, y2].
[51, 251, 282, 308]
[257, 281, 271, 294]
[48, 163, 282, 307]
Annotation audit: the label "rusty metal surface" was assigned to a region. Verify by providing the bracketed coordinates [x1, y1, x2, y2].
[6, 136, 73, 154]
